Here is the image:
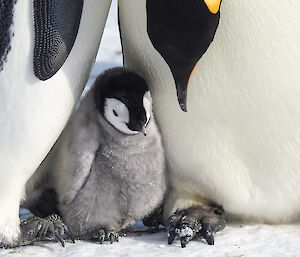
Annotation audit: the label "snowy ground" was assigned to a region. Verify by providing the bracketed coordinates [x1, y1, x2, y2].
[1, 1, 300, 256]
[2, 223, 300, 257]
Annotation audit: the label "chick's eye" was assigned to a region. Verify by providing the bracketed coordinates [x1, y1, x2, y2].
[113, 110, 118, 117]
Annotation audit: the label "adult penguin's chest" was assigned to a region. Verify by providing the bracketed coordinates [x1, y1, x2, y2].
[0, 0, 110, 181]
[168, 1, 300, 221]
[120, 0, 300, 222]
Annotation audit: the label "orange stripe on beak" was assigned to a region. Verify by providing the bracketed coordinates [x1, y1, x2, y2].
[204, 0, 221, 14]
[187, 58, 201, 94]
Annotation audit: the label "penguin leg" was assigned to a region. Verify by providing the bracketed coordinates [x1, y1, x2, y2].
[167, 204, 226, 248]
[0, 214, 74, 248]
[80, 228, 119, 244]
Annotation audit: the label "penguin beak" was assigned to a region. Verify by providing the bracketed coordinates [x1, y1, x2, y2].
[127, 121, 147, 136]
[171, 65, 191, 113]
[173, 59, 201, 112]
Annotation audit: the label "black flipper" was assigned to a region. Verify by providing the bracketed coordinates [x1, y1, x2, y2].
[0, 0, 17, 72]
[146, 0, 221, 111]
[33, 0, 83, 81]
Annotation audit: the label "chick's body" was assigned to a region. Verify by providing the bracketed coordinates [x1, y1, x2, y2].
[59, 92, 166, 236]
[25, 68, 167, 238]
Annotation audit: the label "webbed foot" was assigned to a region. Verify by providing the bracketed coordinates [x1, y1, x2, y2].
[167, 204, 226, 248]
[1, 214, 74, 248]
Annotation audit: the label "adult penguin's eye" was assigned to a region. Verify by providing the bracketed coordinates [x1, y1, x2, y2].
[113, 110, 118, 117]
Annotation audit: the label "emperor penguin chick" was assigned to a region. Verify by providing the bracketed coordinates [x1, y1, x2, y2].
[32, 67, 167, 242]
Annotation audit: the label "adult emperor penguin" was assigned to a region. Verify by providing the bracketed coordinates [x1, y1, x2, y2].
[119, 0, 300, 247]
[0, 0, 112, 247]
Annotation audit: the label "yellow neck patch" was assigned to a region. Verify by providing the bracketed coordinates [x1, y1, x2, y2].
[204, 0, 221, 14]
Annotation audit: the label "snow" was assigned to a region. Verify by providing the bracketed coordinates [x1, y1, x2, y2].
[2, 223, 300, 257]
[1, 0, 300, 256]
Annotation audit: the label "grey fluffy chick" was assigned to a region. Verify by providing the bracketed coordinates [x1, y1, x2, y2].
[24, 67, 167, 243]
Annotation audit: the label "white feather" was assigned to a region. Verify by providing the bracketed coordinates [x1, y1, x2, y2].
[143, 91, 152, 125]
[104, 98, 139, 135]
[104, 91, 152, 135]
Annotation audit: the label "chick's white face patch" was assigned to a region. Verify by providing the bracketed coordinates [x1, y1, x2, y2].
[104, 98, 139, 135]
[143, 91, 152, 126]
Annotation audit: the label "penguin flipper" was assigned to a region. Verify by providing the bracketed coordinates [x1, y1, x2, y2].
[33, 0, 83, 80]
[61, 143, 102, 206]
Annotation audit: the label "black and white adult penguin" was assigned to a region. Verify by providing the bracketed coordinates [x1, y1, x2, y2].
[0, 0, 112, 247]
[119, 0, 300, 247]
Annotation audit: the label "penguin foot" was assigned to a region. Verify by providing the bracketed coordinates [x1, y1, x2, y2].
[81, 228, 119, 244]
[21, 214, 74, 247]
[1, 214, 74, 248]
[143, 204, 164, 229]
[167, 204, 226, 248]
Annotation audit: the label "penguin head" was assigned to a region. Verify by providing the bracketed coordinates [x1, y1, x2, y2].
[146, 0, 221, 111]
[94, 67, 152, 135]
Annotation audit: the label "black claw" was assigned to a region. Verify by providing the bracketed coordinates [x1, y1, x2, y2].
[180, 237, 189, 248]
[108, 230, 119, 244]
[200, 225, 215, 245]
[54, 228, 65, 247]
[167, 210, 182, 245]
[178, 224, 196, 248]
[99, 235, 104, 244]
[98, 230, 105, 244]
[38, 222, 48, 238]
[168, 230, 176, 245]
[205, 234, 214, 245]
[63, 225, 75, 243]
[109, 233, 114, 244]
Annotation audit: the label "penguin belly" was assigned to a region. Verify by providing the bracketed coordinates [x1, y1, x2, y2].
[0, 0, 111, 243]
[119, 0, 300, 223]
